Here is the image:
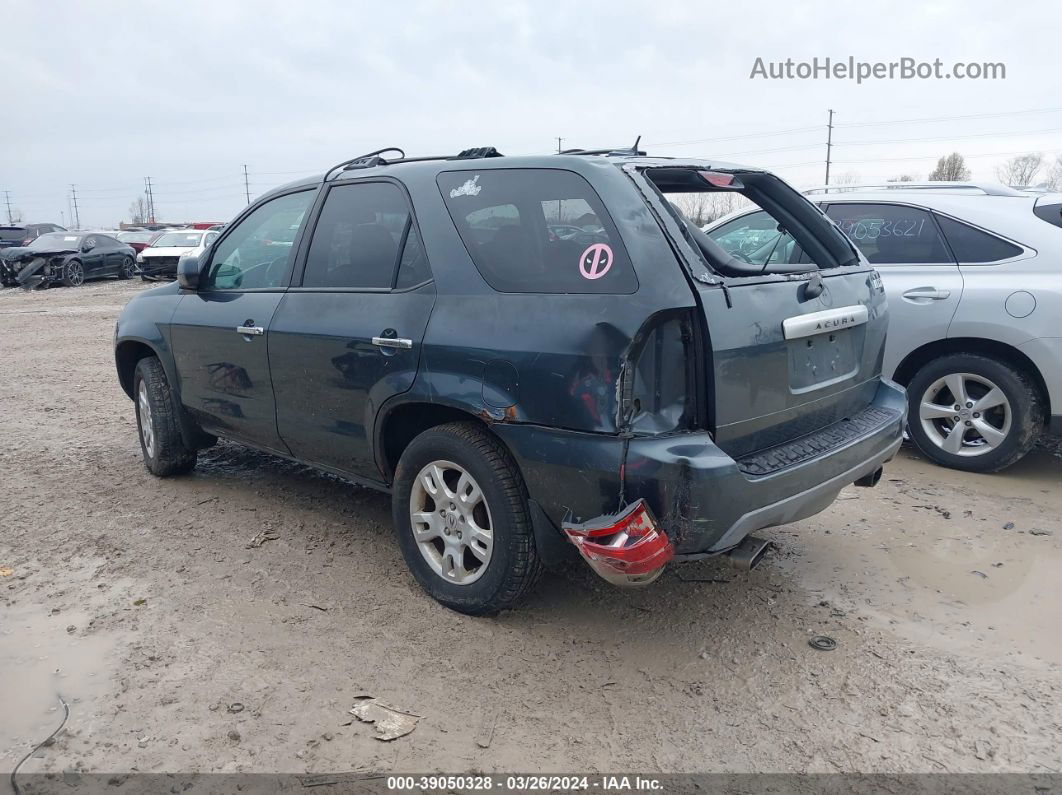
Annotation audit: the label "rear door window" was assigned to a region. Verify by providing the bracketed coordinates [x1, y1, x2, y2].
[301, 182, 410, 289]
[437, 169, 637, 294]
[825, 203, 952, 264]
[934, 215, 1023, 263]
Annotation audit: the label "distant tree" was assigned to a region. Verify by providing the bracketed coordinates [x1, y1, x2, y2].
[129, 197, 150, 225]
[10, 207, 24, 223]
[1046, 156, 1062, 192]
[888, 174, 917, 182]
[996, 153, 1044, 187]
[669, 191, 750, 227]
[928, 153, 971, 181]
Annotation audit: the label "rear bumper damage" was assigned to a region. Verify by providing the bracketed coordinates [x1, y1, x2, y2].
[496, 379, 906, 585]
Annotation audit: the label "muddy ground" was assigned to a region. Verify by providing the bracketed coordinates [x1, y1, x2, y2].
[1, 279, 1060, 777]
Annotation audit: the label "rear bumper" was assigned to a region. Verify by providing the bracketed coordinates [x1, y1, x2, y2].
[496, 379, 906, 557]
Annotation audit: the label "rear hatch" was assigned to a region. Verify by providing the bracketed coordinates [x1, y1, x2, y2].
[633, 164, 889, 460]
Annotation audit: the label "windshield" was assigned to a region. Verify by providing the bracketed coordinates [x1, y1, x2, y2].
[28, 233, 82, 251]
[117, 231, 155, 243]
[152, 232, 203, 248]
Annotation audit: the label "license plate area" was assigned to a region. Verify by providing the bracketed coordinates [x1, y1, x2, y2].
[787, 329, 860, 392]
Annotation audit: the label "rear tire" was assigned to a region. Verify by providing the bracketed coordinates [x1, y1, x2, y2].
[391, 422, 542, 615]
[906, 353, 1043, 473]
[133, 357, 197, 476]
[118, 256, 135, 279]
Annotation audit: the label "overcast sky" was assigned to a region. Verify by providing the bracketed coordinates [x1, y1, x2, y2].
[3, 0, 1061, 227]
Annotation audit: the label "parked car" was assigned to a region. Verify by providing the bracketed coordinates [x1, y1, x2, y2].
[116, 229, 162, 254]
[0, 222, 67, 249]
[114, 148, 905, 613]
[137, 229, 219, 280]
[0, 231, 136, 287]
[704, 181, 1062, 472]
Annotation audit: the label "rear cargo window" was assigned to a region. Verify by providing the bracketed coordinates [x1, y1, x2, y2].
[934, 215, 1023, 262]
[0, 228, 26, 242]
[649, 167, 859, 277]
[437, 169, 637, 294]
[706, 210, 803, 267]
[825, 203, 951, 264]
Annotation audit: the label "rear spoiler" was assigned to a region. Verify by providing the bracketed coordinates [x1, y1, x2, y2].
[1033, 195, 1062, 229]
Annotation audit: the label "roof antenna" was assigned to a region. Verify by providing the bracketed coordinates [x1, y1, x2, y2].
[631, 135, 642, 153]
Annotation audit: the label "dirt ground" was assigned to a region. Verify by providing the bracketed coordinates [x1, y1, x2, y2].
[1, 279, 1060, 777]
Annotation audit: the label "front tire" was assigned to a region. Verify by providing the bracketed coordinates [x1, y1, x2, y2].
[62, 259, 85, 287]
[118, 256, 135, 279]
[133, 357, 197, 476]
[906, 353, 1043, 473]
[392, 422, 542, 615]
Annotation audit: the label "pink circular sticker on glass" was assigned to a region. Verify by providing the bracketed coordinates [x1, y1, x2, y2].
[579, 243, 613, 280]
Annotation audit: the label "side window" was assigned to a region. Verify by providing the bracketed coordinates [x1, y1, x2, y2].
[706, 210, 802, 266]
[934, 215, 1023, 263]
[825, 203, 951, 265]
[394, 223, 431, 289]
[437, 169, 637, 294]
[205, 190, 314, 290]
[302, 182, 411, 289]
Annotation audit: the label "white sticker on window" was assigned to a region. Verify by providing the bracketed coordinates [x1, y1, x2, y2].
[449, 175, 482, 198]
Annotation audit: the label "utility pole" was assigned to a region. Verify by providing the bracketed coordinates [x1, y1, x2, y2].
[556, 137, 563, 154]
[824, 108, 834, 192]
[70, 185, 81, 229]
[242, 164, 251, 204]
[144, 177, 156, 223]
[3, 191, 12, 224]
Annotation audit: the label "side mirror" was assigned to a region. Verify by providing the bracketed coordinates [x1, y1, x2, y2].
[177, 253, 205, 290]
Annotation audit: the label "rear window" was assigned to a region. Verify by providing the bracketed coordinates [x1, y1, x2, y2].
[934, 215, 1023, 262]
[437, 169, 637, 294]
[0, 228, 26, 242]
[825, 203, 951, 264]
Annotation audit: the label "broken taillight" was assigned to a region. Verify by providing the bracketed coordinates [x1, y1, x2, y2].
[562, 499, 674, 586]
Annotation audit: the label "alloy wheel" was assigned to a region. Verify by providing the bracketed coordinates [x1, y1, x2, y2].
[138, 380, 156, 458]
[66, 262, 85, 286]
[409, 460, 493, 585]
[918, 372, 1011, 457]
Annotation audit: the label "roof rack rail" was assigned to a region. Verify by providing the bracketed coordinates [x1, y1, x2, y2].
[323, 148, 406, 181]
[558, 135, 645, 158]
[802, 181, 1025, 197]
[323, 146, 505, 181]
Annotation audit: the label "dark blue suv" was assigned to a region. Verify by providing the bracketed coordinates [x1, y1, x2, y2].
[114, 147, 905, 614]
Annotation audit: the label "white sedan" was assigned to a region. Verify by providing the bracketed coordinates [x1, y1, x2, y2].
[137, 229, 219, 280]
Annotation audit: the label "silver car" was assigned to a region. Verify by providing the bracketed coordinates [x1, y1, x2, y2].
[704, 182, 1062, 472]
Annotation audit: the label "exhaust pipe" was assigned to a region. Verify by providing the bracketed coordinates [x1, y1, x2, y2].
[854, 466, 883, 488]
[724, 535, 771, 571]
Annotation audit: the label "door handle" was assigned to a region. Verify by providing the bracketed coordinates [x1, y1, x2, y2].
[372, 336, 413, 350]
[902, 288, 951, 301]
[235, 325, 264, 336]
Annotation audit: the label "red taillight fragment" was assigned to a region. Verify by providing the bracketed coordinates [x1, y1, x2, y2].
[698, 171, 735, 187]
[562, 499, 674, 586]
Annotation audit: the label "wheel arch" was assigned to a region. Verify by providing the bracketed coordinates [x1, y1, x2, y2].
[893, 337, 1051, 421]
[375, 400, 499, 484]
[115, 338, 161, 399]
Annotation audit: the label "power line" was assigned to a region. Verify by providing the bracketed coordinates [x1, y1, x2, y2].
[144, 177, 155, 223]
[836, 105, 1062, 129]
[69, 185, 80, 229]
[824, 109, 834, 189]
